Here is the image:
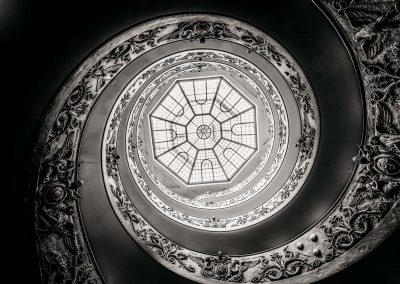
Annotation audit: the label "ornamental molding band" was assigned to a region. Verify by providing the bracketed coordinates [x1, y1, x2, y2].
[32, 2, 399, 284]
[108, 49, 300, 231]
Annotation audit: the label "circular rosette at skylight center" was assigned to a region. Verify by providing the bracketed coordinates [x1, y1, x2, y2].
[149, 76, 258, 185]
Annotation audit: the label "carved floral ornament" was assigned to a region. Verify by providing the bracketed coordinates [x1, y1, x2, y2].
[33, 2, 399, 284]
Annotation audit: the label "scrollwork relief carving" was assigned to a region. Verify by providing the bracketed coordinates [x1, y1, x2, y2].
[189, 252, 259, 282]
[35, 26, 167, 283]
[159, 21, 239, 43]
[251, 247, 322, 282]
[34, 8, 400, 283]
[320, 0, 400, 262]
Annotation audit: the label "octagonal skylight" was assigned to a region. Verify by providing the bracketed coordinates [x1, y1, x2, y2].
[149, 76, 257, 185]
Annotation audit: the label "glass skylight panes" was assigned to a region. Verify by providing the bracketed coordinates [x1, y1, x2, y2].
[150, 76, 257, 185]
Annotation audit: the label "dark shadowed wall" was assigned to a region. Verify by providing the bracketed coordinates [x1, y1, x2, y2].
[5, 0, 399, 283]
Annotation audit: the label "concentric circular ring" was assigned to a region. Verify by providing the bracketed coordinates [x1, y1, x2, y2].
[32, 8, 399, 284]
[100, 42, 314, 231]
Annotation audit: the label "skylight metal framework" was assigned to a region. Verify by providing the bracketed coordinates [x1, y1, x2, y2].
[150, 76, 257, 185]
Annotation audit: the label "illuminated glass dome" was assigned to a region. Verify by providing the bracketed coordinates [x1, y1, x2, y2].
[149, 76, 257, 185]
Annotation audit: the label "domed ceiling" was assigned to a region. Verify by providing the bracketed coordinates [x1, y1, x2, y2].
[32, 1, 400, 283]
[148, 76, 258, 185]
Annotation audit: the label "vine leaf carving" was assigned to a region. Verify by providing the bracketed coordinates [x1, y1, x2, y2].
[375, 102, 399, 135]
[158, 21, 239, 42]
[328, 0, 400, 59]
[322, 204, 389, 259]
[188, 252, 259, 282]
[90, 64, 123, 91]
[251, 247, 322, 282]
